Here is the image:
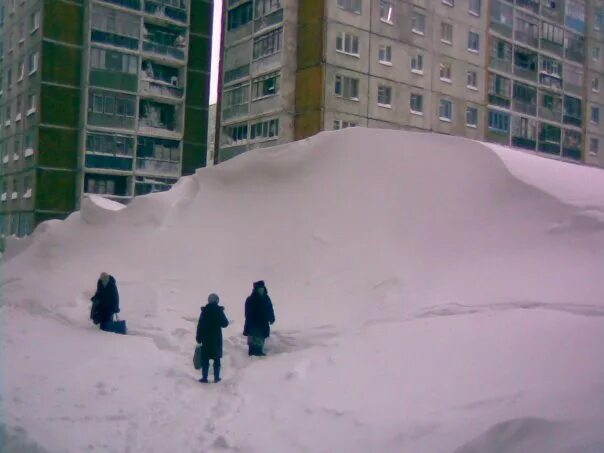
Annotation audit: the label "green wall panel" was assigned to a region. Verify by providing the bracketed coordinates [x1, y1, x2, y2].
[43, 0, 84, 45]
[38, 126, 79, 169]
[40, 85, 81, 128]
[184, 106, 208, 144]
[42, 41, 82, 86]
[190, 0, 213, 35]
[185, 70, 210, 108]
[35, 168, 77, 212]
[188, 34, 211, 72]
[182, 142, 207, 176]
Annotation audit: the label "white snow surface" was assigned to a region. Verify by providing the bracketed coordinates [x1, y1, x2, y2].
[2, 129, 604, 453]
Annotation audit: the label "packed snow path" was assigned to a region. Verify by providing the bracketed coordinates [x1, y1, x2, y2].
[2, 129, 604, 453]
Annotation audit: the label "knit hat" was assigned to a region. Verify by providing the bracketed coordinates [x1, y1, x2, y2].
[208, 293, 219, 304]
[253, 281, 265, 290]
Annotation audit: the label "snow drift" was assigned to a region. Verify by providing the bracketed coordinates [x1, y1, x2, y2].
[1, 129, 604, 453]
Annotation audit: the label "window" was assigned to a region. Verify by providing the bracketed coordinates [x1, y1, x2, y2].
[27, 51, 38, 74]
[337, 0, 361, 14]
[228, 1, 253, 31]
[18, 20, 24, 43]
[441, 22, 453, 44]
[15, 95, 21, 121]
[88, 91, 136, 118]
[590, 138, 599, 155]
[91, 48, 138, 74]
[336, 32, 359, 56]
[488, 110, 510, 132]
[334, 75, 359, 100]
[541, 22, 564, 46]
[87, 132, 135, 156]
[410, 93, 423, 114]
[223, 123, 248, 145]
[439, 99, 453, 121]
[439, 62, 452, 81]
[91, 5, 140, 50]
[411, 53, 424, 73]
[7, 69, 12, 89]
[253, 27, 283, 60]
[252, 71, 280, 99]
[380, 0, 394, 23]
[377, 85, 392, 107]
[596, 8, 604, 31]
[469, 0, 481, 16]
[411, 12, 425, 35]
[5, 106, 10, 126]
[467, 70, 478, 89]
[593, 77, 600, 92]
[333, 120, 357, 130]
[17, 59, 24, 81]
[378, 45, 392, 64]
[594, 46, 601, 61]
[250, 118, 279, 141]
[592, 106, 600, 124]
[442, 0, 454, 5]
[223, 84, 249, 113]
[30, 10, 39, 32]
[468, 31, 480, 52]
[255, 0, 282, 17]
[466, 106, 478, 127]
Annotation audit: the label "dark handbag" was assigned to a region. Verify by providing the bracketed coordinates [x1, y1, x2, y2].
[108, 314, 127, 335]
[193, 345, 203, 370]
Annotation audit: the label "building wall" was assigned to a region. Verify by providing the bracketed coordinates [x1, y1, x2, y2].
[0, 0, 212, 237]
[585, 0, 604, 167]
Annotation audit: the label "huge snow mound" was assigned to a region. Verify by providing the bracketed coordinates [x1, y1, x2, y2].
[2, 129, 604, 453]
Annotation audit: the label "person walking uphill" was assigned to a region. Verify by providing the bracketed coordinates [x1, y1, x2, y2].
[90, 272, 120, 332]
[243, 281, 275, 356]
[196, 293, 229, 383]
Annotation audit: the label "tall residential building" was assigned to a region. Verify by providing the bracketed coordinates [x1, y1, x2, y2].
[0, 0, 213, 238]
[216, 0, 604, 169]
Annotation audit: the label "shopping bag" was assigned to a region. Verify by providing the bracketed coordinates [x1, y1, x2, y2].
[109, 314, 127, 335]
[193, 344, 203, 370]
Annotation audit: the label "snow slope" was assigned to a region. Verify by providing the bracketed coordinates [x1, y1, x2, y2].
[2, 129, 604, 453]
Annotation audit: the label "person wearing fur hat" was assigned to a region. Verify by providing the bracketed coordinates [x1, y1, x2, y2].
[90, 272, 120, 332]
[196, 293, 229, 383]
[243, 281, 275, 356]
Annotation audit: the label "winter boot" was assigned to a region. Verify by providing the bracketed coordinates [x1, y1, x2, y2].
[199, 377, 209, 383]
[213, 359, 221, 383]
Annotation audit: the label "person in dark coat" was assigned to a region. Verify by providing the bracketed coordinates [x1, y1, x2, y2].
[196, 293, 229, 383]
[243, 281, 275, 356]
[90, 272, 120, 332]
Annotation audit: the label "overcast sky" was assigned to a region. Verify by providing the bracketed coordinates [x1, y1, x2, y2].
[209, 0, 223, 104]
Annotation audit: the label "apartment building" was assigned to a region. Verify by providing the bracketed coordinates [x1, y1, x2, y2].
[217, 0, 604, 168]
[0, 0, 213, 237]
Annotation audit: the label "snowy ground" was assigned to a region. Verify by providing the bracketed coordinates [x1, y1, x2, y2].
[2, 129, 604, 453]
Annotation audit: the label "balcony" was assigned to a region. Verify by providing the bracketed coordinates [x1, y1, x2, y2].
[136, 136, 181, 176]
[539, 107, 561, 122]
[138, 100, 181, 136]
[515, 0, 539, 14]
[223, 104, 248, 121]
[143, 41, 185, 61]
[140, 79, 183, 100]
[144, 0, 187, 24]
[98, 0, 141, 10]
[565, 47, 585, 64]
[540, 39, 563, 57]
[512, 136, 537, 150]
[563, 114, 582, 128]
[539, 74, 562, 91]
[143, 23, 187, 61]
[538, 141, 561, 155]
[515, 30, 538, 49]
[513, 100, 537, 116]
[488, 94, 511, 109]
[489, 57, 512, 74]
[490, 21, 513, 38]
[91, 30, 139, 51]
[85, 153, 134, 172]
[254, 8, 283, 32]
[514, 65, 537, 82]
[564, 81, 583, 97]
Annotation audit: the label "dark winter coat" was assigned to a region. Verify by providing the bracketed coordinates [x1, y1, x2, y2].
[91, 276, 120, 324]
[243, 292, 275, 339]
[196, 304, 229, 359]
